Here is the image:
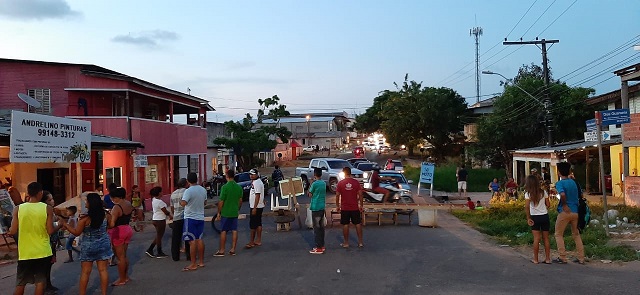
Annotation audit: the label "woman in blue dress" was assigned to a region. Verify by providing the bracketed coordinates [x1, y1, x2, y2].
[61, 193, 113, 295]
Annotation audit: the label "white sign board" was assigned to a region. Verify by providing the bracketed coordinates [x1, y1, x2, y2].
[584, 131, 610, 142]
[133, 155, 148, 167]
[10, 111, 91, 163]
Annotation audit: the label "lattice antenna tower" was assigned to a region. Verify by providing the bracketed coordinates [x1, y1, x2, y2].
[470, 26, 483, 103]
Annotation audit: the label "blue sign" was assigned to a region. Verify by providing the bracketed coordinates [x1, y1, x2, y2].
[585, 119, 596, 132]
[420, 162, 435, 184]
[601, 108, 630, 126]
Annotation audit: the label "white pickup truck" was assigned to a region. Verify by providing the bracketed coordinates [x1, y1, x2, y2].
[295, 158, 365, 193]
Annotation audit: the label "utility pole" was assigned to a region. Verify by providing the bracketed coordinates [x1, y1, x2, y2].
[470, 27, 483, 103]
[503, 38, 559, 146]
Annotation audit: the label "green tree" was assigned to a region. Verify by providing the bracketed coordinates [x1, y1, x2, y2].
[214, 95, 291, 170]
[356, 75, 468, 160]
[472, 64, 597, 176]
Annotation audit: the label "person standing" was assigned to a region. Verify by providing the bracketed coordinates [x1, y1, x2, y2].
[102, 183, 116, 210]
[308, 168, 327, 254]
[457, 165, 468, 198]
[214, 170, 243, 257]
[246, 168, 265, 249]
[64, 206, 79, 263]
[181, 172, 207, 271]
[40, 191, 64, 293]
[108, 187, 134, 286]
[170, 178, 190, 261]
[271, 165, 284, 197]
[336, 167, 364, 248]
[9, 182, 57, 295]
[130, 185, 144, 224]
[61, 193, 113, 295]
[524, 175, 551, 264]
[146, 187, 172, 258]
[553, 162, 585, 264]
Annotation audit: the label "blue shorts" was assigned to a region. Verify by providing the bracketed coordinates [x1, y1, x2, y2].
[182, 218, 204, 241]
[220, 217, 238, 232]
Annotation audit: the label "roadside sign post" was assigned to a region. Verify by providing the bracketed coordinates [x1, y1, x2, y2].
[418, 162, 435, 197]
[595, 111, 610, 235]
[593, 108, 630, 236]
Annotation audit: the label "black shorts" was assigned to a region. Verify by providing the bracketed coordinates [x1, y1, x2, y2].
[16, 256, 51, 286]
[340, 210, 362, 225]
[530, 214, 550, 231]
[249, 208, 264, 229]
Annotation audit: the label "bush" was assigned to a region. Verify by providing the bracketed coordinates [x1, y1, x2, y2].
[405, 164, 505, 192]
[452, 199, 639, 261]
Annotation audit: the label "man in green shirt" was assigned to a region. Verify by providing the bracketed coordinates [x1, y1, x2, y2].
[308, 168, 326, 254]
[215, 170, 243, 257]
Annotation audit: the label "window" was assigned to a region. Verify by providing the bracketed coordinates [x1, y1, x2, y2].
[112, 94, 126, 116]
[27, 89, 52, 114]
[145, 103, 159, 120]
[105, 167, 122, 187]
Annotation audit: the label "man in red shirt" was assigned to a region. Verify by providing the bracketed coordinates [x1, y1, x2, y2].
[336, 167, 364, 248]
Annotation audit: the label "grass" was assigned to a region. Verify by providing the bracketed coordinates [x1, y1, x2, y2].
[451, 199, 639, 261]
[405, 164, 505, 192]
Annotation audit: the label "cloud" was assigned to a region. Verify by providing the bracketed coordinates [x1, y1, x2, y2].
[0, 0, 81, 20]
[111, 30, 179, 47]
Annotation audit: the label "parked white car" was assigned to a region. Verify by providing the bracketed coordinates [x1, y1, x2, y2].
[303, 145, 318, 152]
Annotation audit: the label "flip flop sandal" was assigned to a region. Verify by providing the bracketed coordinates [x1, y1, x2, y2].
[245, 243, 255, 249]
[340, 243, 349, 248]
[552, 258, 567, 264]
[358, 244, 364, 248]
[182, 266, 198, 272]
[213, 251, 225, 257]
[229, 251, 236, 256]
[530, 260, 539, 264]
[111, 281, 126, 286]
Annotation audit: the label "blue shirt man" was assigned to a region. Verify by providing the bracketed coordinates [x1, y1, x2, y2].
[555, 178, 579, 213]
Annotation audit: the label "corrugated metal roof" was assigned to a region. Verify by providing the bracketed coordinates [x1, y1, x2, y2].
[514, 137, 621, 154]
[259, 116, 335, 124]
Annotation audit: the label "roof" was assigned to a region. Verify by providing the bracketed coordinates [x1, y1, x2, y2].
[260, 116, 336, 124]
[290, 139, 303, 148]
[469, 96, 497, 109]
[287, 112, 350, 119]
[513, 137, 622, 154]
[0, 58, 214, 111]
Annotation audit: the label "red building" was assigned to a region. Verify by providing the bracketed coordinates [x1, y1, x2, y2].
[0, 58, 213, 199]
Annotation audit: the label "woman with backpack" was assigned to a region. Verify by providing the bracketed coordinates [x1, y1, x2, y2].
[524, 175, 551, 264]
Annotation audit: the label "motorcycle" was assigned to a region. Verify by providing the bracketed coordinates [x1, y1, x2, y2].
[363, 182, 415, 214]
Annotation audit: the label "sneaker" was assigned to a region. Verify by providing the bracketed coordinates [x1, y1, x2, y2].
[309, 247, 324, 254]
[145, 251, 156, 258]
[156, 252, 169, 258]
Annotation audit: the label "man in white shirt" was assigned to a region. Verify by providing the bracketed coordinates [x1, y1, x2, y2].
[180, 173, 207, 271]
[245, 169, 264, 249]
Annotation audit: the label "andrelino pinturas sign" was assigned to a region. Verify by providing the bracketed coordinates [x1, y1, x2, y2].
[9, 111, 92, 163]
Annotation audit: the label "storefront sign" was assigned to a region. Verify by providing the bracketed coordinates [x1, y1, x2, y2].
[9, 111, 91, 163]
[133, 155, 148, 167]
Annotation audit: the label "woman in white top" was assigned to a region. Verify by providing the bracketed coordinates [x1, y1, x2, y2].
[146, 187, 172, 258]
[524, 174, 551, 264]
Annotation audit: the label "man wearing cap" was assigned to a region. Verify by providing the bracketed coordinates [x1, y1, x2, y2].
[246, 168, 264, 249]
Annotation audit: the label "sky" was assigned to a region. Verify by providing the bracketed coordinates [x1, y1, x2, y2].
[1, 0, 639, 122]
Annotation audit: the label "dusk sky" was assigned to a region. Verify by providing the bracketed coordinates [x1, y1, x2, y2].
[1, 0, 639, 122]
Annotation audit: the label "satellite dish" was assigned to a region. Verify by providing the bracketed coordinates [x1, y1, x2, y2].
[17, 93, 41, 108]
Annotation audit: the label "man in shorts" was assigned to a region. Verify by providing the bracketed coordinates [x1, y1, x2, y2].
[180, 172, 207, 271]
[170, 178, 190, 261]
[336, 167, 364, 248]
[9, 182, 56, 295]
[214, 170, 243, 257]
[457, 165, 468, 198]
[246, 168, 264, 249]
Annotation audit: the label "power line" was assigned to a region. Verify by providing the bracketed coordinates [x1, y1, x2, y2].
[536, 0, 577, 37]
[506, 0, 539, 39]
[520, 0, 557, 39]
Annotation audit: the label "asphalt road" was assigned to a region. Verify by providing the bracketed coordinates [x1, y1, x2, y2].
[2, 202, 640, 295]
[3, 153, 640, 294]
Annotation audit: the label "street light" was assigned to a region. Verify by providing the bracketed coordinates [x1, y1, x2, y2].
[482, 70, 545, 106]
[483, 70, 552, 146]
[306, 115, 311, 146]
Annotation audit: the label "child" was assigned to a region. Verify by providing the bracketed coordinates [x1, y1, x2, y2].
[308, 168, 326, 254]
[64, 206, 79, 263]
[475, 200, 484, 210]
[147, 187, 172, 258]
[466, 197, 475, 210]
[524, 174, 551, 264]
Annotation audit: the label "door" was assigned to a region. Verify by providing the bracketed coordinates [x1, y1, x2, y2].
[37, 168, 68, 205]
